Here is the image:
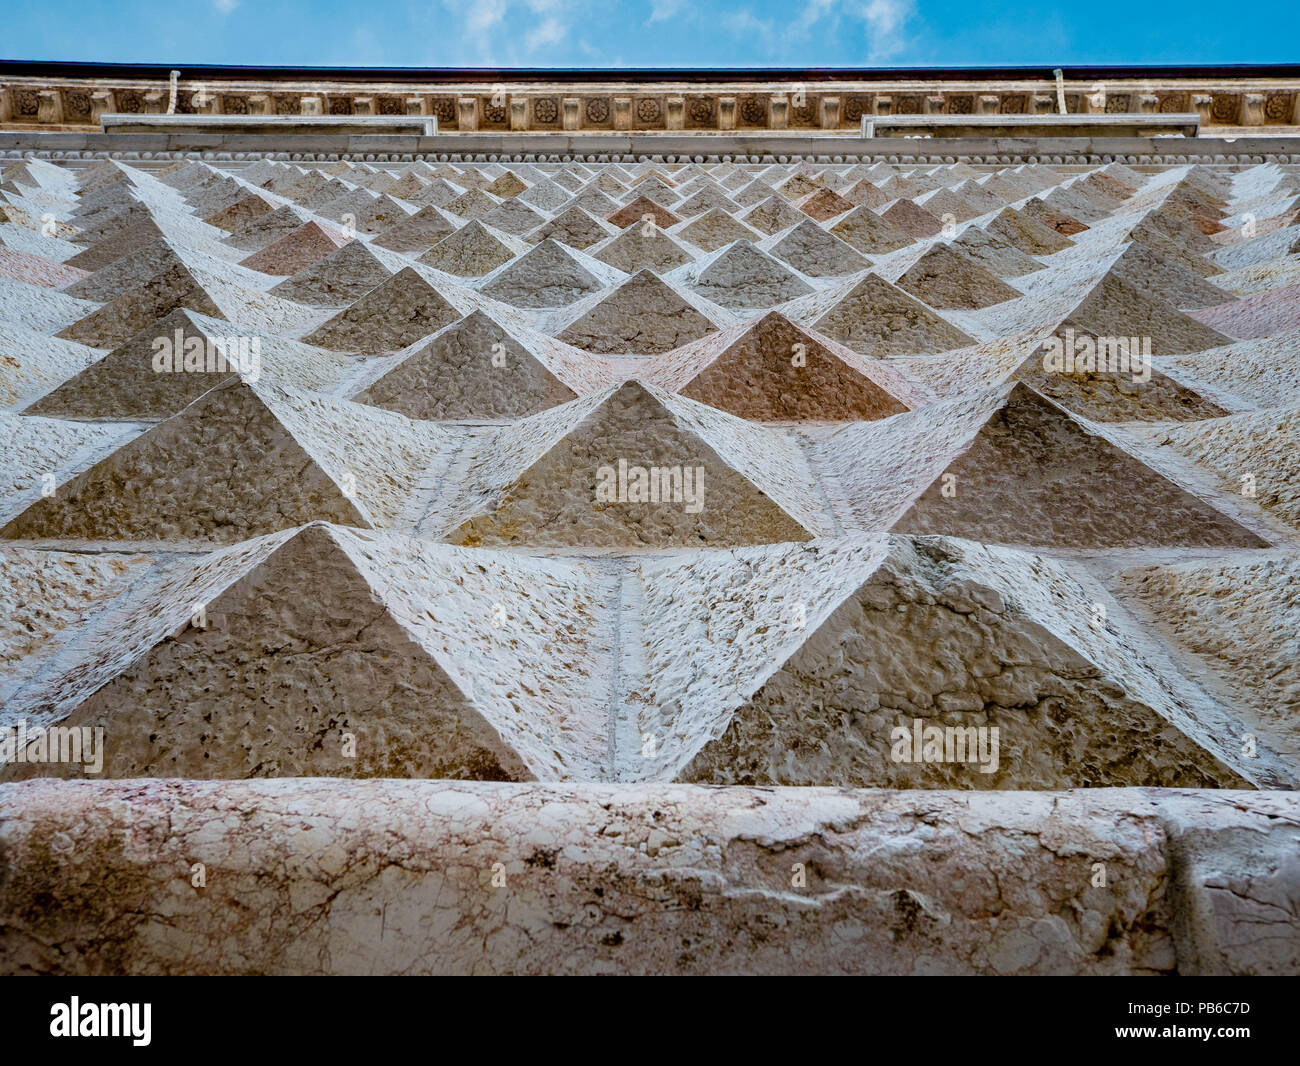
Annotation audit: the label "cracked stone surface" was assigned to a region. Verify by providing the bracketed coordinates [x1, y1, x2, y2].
[0, 780, 1295, 975]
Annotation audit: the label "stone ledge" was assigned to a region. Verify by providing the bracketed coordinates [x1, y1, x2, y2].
[862, 113, 1201, 137]
[99, 112, 438, 136]
[0, 781, 1294, 975]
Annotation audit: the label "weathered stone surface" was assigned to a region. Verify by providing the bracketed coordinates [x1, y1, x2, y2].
[555, 269, 724, 355]
[3, 153, 1300, 976]
[354, 309, 579, 420]
[446, 382, 827, 549]
[3, 780, 1295, 976]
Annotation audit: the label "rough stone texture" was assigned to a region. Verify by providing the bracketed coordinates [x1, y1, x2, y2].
[892, 385, 1266, 549]
[418, 219, 530, 277]
[556, 269, 723, 355]
[26, 306, 355, 420]
[354, 309, 578, 420]
[303, 266, 468, 354]
[1, 378, 448, 545]
[3, 152, 1300, 975]
[1, 780, 1296, 976]
[894, 243, 1023, 310]
[812, 273, 977, 356]
[480, 239, 622, 308]
[447, 382, 826, 549]
[669, 312, 916, 421]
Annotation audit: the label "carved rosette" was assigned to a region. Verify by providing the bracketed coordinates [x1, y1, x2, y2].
[534, 97, 558, 124]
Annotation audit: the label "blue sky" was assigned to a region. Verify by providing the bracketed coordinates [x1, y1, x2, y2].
[3, 0, 1298, 68]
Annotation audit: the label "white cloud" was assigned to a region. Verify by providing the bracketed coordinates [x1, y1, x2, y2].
[466, 0, 508, 34]
[438, 0, 585, 61]
[212, 0, 239, 13]
[646, 0, 683, 24]
[797, 0, 917, 61]
[858, 0, 915, 58]
[527, 16, 568, 51]
[721, 9, 777, 49]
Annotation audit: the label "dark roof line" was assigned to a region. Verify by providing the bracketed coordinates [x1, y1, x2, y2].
[2, 59, 1300, 84]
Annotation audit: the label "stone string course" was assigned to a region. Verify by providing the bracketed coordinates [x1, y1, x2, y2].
[0, 781, 1296, 975]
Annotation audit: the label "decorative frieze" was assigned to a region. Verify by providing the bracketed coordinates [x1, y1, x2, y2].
[3, 72, 1300, 133]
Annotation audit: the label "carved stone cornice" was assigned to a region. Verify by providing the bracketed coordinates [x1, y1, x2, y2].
[3, 66, 1300, 135]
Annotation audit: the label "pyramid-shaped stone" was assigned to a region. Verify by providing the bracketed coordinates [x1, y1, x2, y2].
[1061, 271, 1233, 355]
[950, 224, 1046, 278]
[27, 307, 353, 420]
[682, 241, 813, 309]
[608, 196, 682, 231]
[444, 187, 502, 221]
[742, 195, 806, 236]
[676, 185, 741, 219]
[1016, 345, 1231, 423]
[674, 312, 915, 421]
[0, 524, 571, 781]
[479, 198, 546, 237]
[879, 199, 945, 238]
[1021, 197, 1090, 236]
[677, 208, 761, 252]
[418, 219, 529, 277]
[892, 384, 1266, 548]
[591, 224, 696, 274]
[556, 270, 721, 355]
[1119, 551, 1300, 760]
[56, 260, 226, 348]
[447, 382, 825, 549]
[268, 239, 402, 306]
[794, 188, 856, 222]
[204, 192, 277, 233]
[828, 204, 914, 255]
[479, 239, 615, 308]
[528, 205, 616, 250]
[302, 266, 466, 354]
[768, 218, 872, 276]
[238, 221, 351, 276]
[671, 536, 1249, 788]
[985, 206, 1075, 255]
[895, 244, 1023, 310]
[1128, 403, 1300, 532]
[486, 171, 529, 198]
[812, 273, 976, 356]
[354, 309, 579, 420]
[516, 179, 573, 213]
[371, 205, 457, 254]
[223, 202, 314, 251]
[1, 377, 445, 545]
